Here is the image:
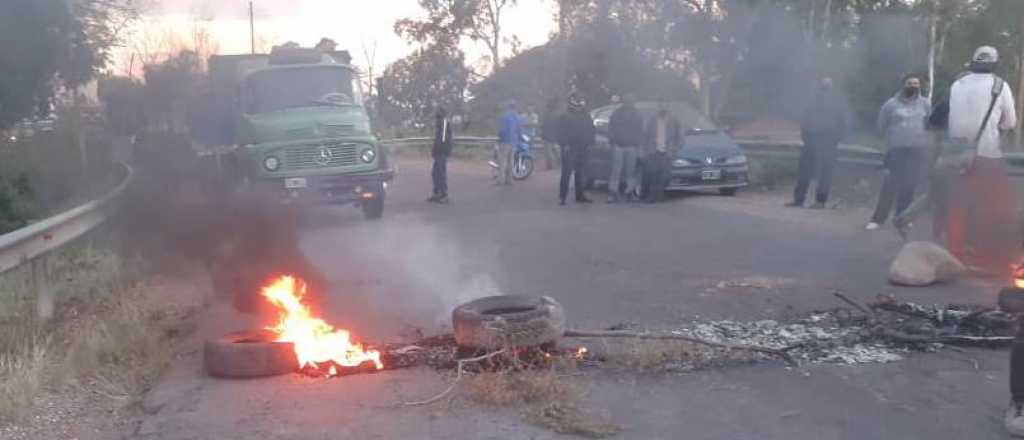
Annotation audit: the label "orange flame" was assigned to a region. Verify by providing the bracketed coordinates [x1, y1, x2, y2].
[574, 347, 588, 360]
[261, 276, 383, 373]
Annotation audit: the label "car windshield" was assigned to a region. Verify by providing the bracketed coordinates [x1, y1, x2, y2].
[244, 67, 358, 114]
[635, 103, 718, 133]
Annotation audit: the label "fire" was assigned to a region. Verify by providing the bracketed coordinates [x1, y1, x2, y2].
[261, 276, 383, 374]
[574, 347, 588, 360]
[1015, 265, 1024, 289]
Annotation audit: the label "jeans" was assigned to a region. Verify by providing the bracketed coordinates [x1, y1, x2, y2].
[497, 143, 514, 185]
[560, 145, 588, 202]
[793, 136, 839, 205]
[871, 148, 924, 224]
[641, 151, 670, 202]
[1013, 320, 1024, 403]
[431, 154, 448, 196]
[609, 146, 639, 197]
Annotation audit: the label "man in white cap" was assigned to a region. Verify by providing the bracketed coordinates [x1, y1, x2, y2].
[946, 46, 1018, 277]
[950, 46, 1022, 438]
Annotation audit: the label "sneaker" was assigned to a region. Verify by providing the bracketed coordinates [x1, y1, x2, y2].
[784, 201, 803, 208]
[1006, 401, 1024, 437]
[809, 202, 826, 210]
[865, 222, 881, 231]
[559, 199, 567, 206]
[436, 195, 449, 204]
[426, 194, 440, 203]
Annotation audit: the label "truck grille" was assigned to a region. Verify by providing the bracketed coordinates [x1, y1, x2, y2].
[283, 143, 360, 170]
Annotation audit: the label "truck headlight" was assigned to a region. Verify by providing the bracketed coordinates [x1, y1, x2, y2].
[264, 156, 280, 171]
[361, 148, 376, 163]
[673, 158, 697, 167]
[723, 155, 747, 165]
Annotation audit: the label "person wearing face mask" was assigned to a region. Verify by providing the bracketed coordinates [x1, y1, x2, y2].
[866, 74, 932, 231]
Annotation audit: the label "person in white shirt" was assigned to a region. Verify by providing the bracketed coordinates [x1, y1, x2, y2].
[945, 46, 1019, 278]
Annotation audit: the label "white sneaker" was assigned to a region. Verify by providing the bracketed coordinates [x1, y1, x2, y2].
[1006, 401, 1024, 437]
[865, 222, 881, 231]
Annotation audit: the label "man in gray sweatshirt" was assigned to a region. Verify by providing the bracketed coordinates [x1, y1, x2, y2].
[867, 74, 932, 230]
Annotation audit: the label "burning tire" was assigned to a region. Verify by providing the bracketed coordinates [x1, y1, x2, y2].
[204, 330, 299, 378]
[452, 295, 566, 350]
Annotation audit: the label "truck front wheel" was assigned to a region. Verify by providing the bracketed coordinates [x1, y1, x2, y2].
[361, 183, 385, 220]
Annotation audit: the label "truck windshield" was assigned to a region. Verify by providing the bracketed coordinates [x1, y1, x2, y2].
[245, 67, 358, 114]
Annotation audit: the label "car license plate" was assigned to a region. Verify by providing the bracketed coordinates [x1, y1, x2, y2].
[284, 177, 308, 189]
[701, 169, 722, 180]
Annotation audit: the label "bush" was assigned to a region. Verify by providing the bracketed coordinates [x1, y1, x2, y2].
[0, 173, 36, 234]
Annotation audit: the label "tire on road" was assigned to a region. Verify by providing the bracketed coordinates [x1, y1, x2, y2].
[453, 295, 566, 350]
[204, 330, 299, 378]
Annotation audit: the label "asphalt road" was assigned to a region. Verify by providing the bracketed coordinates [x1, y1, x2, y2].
[132, 157, 1012, 440]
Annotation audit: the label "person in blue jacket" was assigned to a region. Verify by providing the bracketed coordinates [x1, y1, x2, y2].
[496, 100, 523, 185]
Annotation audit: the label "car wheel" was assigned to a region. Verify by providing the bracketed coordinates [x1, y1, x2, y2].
[361, 182, 385, 220]
[719, 188, 738, 196]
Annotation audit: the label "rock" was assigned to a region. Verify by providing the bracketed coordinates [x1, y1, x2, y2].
[889, 241, 967, 286]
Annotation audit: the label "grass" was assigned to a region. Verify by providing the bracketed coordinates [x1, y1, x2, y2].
[0, 243, 200, 425]
[467, 369, 621, 438]
[747, 156, 799, 191]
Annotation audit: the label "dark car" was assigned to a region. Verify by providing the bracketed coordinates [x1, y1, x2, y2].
[589, 101, 749, 196]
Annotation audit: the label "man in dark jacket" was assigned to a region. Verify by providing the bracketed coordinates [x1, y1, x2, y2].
[788, 76, 849, 209]
[607, 93, 645, 202]
[558, 94, 595, 205]
[429, 107, 453, 203]
[641, 102, 682, 203]
[540, 100, 561, 170]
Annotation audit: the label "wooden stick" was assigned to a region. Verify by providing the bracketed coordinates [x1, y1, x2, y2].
[401, 349, 507, 407]
[832, 291, 876, 320]
[562, 329, 798, 366]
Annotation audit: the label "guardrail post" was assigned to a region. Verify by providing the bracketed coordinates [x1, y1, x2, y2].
[33, 255, 53, 319]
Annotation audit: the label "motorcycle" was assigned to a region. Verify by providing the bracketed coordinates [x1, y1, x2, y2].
[488, 133, 534, 180]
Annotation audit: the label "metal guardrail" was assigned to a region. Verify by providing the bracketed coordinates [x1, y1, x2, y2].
[383, 137, 1024, 178]
[0, 162, 134, 318]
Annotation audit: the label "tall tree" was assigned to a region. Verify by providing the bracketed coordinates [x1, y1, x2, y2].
[380, 46, 470, 129]
[396, 0, 519, 72]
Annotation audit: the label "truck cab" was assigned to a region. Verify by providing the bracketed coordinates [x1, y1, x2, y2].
[196, 46, 393, 219]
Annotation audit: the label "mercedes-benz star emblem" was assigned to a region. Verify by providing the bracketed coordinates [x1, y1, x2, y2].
[706, 157, 714, 165]
[316, 146, 333, 166]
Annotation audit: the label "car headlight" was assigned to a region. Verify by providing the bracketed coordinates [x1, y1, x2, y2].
[361, 148, 376, 163]
[673, 158, 698, 167]
[264, 156, 280, 171]
[723, 155, 747, 165]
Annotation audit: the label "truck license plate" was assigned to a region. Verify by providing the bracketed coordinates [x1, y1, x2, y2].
[701, 169, 722, 180]
[284, 177, 307, 189]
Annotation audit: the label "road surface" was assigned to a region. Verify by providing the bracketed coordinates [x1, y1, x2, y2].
[133, 157, 1011, 440]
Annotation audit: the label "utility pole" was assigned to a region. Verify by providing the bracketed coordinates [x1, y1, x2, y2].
[249, 1, 256, 54]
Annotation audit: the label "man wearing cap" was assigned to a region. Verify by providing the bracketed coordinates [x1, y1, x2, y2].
[946, 46, 1018, 276]
[557, 94, 595, 205]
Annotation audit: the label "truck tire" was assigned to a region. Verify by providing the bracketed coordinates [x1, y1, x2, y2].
[362, 183, 385, 220]
[453, 296, 566, 350]
[204, 330, 298, 378]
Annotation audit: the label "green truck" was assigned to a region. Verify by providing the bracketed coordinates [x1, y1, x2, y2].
[193, 46, 393, 219]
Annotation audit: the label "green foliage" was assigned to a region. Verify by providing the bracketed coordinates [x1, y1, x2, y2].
[0, 0, 136, 129]
[0, 173, 36, 234]
[380, 46, 471, 128]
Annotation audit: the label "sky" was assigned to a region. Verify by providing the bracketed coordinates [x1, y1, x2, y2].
[117, 0, 559, 77]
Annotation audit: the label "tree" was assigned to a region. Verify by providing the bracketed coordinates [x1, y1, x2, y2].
[396, 0, 519, 72]
[0, 0, 137, 128]
[380, 46, 471, 130]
